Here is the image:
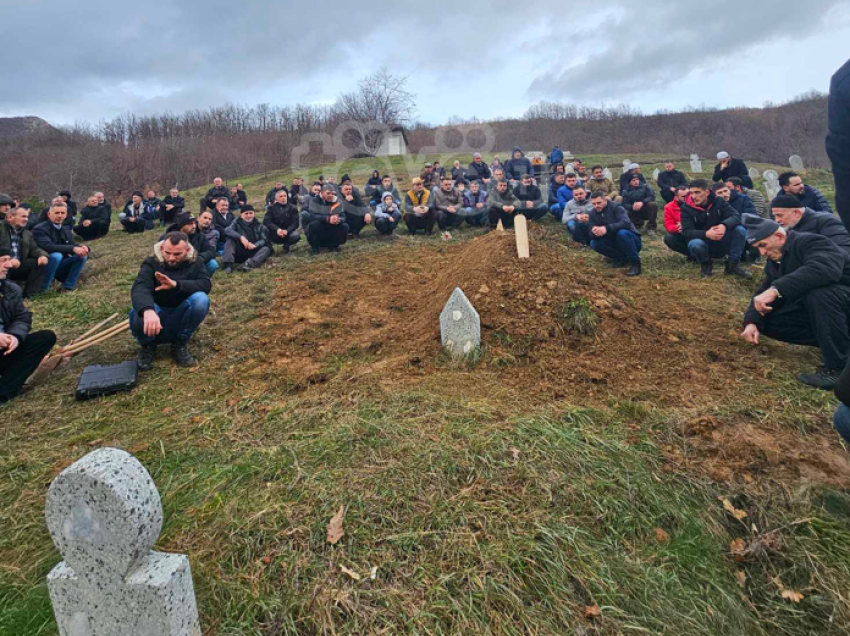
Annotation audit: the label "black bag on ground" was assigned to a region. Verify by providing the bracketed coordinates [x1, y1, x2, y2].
[75, 361, 139, 400]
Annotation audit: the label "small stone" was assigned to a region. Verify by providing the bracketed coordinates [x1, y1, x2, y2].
[453, 310, 462, 322]
[546, 281, 557, 289]
[479, 284, 490, 295]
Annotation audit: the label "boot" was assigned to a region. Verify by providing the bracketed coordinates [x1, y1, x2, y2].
[725, 259, 752, 279]
[700, 261, 713, 278]
[138, 344, 157, 371]
[797, 367, 840, 390]
[171, 341, 196, 367]
[626, 261, 642, 276]
[239, 263, 253, 272]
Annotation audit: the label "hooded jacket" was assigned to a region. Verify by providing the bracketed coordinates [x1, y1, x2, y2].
[772, 185, 833, 214]
[791, 208, 850, 253]
[713, 158, 753, 189]
[224, 216, 269, 247]
[679, 193, 740, 241]
[364, 171, 382, 197]
[548, 147, 564, 165]
[375, 195, 402, 221]
[0, 280, 31, 343]
[264, 201, 300, 236]
[131, 241, 212, 314]
[504, 149, 533, 182]
[32, 221, 83, 255]
[587, 200, 637, 234]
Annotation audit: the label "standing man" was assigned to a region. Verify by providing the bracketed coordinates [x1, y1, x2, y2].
[1, 206, 49, 297]
[827, 57, 850, 231]
[657, 161, 688, 204]
[713, 152, 753, 188]
[32, 202, 90, 293]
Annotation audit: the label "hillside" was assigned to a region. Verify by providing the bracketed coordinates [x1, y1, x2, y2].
[2, 154, 849, 636]
[0, 116, 55, 140]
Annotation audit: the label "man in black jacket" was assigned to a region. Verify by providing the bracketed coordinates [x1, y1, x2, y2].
[588, 192, 642, 276]
[827, 56, 850, 231]
[0, 251, 56, 402]
[339, 182, 372, 238]
[621, 175, 658, 235]
[162, 188, 185, 225]
[713, 152, 753, 188]
[619, 163, 646, 193]
[369, 175, 400, 210]
[513, 174, 548, 221]
[120, 192, 149, 234]
[741, 214, 850, 389]
[264, 190, 301, 254]
[657, 161, 688, 204]
[130, 232, 212, 369]
[201, 177, 230, 212]
[221, 205, 271, 273]
[211, 198, 234, 252]
[306, 185, 349, 253]
[32, 202, 90, 293]
[265, 182, 288, 210]
[679, 180, 750, 278]
[2, 206, 49, 297]
[74, 195, 111, 240]
[773, 172, 833, 214]
[58, 190, 78, 221]
[770, 195, 850, 254]
[163, 214, 218, 277]
[467, 153, 492, 185]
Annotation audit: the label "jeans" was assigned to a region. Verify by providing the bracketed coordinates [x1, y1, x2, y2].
[205, 259, 219, 277]
[42, 253, 87, 292]
[464, 207, 489, 227]
[566, 220, 592, 245]
[129, 292, 210, 345]
[550, 204, 565, 221]
[834, 403, 850, 444]
[591, 229, 642, 263]
[687, 225, 747, 263]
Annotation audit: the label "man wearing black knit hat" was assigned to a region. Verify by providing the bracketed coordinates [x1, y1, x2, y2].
[221, 205, 271, 273]
[740, 213, 850, 389]
[771, 195, 850, 254]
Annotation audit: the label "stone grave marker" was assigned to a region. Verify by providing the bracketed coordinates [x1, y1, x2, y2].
[652, 168, 660, 181]
[763, 169, 781, 200]
[440, 288, 480, 358]
[602, 167, 613, 180]
[690, 154, 702, 173]
[790, 155, 804, 171]
[46, 447, 201, 636]
[748, 167, 760, 181]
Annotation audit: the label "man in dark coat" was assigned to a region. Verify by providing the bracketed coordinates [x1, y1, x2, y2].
[339, 182, 371, 238]
[74, 194, 112, 240]
[0, 251, 56, 402]
[513, 173, 548, 221]
[369, 175, 401, 210]
[264, 190, 301, 254]
[58, 190, 78, 220]
[162, 188, 185, 225]
[712, 152, 753, 188]
[221, 205, 271, 273]
[504, 147, 533, 184]
[306, 185, 349, 253]
[433, 175, 466, 236]
[32, 202, 90, 293]
[741, 214, 850, 389]
[657, 161, 689, 204]
[211, 198, 235, 252]
[403, 178, 435, 235]
[130, 232, 212, 370]
[201, 177, 230, 212]
[621, 175, 658, 234]
[771, 195, 850, 254]
[827, 56, 850, 231]
[773, 172, 833, 214]
[587, 192, 642, 276]
[265, 182, 288, 210]
[120, 192, 151, 233]
[1, 206, 49, 297]
[163, 214, 218, 277]
[619, 163, 647, 193]
[679, 180, 750, 278]
[467, 153, 492, 185]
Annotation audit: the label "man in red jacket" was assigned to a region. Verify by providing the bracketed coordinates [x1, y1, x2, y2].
[662, 185, 690, 257]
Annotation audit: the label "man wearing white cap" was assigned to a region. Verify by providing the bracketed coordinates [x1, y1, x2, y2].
[713, 152, 753, 189]
[619, 163, 646, 194]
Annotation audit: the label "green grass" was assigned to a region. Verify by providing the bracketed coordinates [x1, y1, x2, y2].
[1, 154, 848, 635]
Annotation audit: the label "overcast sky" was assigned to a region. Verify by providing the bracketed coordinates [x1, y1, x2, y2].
[1, 0, 849, 127]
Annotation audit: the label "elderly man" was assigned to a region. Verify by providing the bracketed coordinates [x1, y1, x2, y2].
[770, 195, 850, 253]
[562, 185, 594, 246]
[741, 214, 850, 389]
[161, 188, 185, 225]
[679, 180, 749, 278]
[1, 206, 49, 297]
[120, 191, 150, 233]
[619, 163, 646, 193]
[657, 161, 688, 204]
[32, 202, 90, 293]
[773, 172, 833, 214]
[306, 184, 349, 253]
[587, 192, 642, 276]
[434, 175, 466, 238]
[725, 177, 768, 218]
[264, 190, 301, 254]
[513, 173, 548, 221]
[586, 165, 620, 202]
[222, 205, 270, 273]
[621, 174, 658, 235]
[467, 152, 492, 184]
[713, 152, 753, 188]
[403, 177, 435, 235]
[663, 185, 691, 257]
[463, 180, 489, 227]
[0, 250, 56, 402]
[145, 190, 163, 226]
[130, 232, 211, 370]
[211, 198, 235, 252]
[488, 180, 520, 229]
[74, 194, 111, 240]
[339, 182, 371, 238]
[201, 177, 230, 212]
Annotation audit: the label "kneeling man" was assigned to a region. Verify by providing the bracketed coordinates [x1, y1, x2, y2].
[130, 232, 212, 370]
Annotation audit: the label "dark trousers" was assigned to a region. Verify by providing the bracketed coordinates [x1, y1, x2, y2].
[121, 218, 146, 234]
[306, 221, 349, 249]
[591, 229, 643, 263]
[663, 232, 689, 256]
[660, 189, 676, 204]
[627, 202, 658, 230]
[222, 240, 271, 267]
[404, 211, 436, 234]
[7, 259, 47, 297]
[687, 225, 747, 263]
[0, 330, 56, 402]
[436, 210, 466, 231]
[74, 220, 110, 240]
[269, 230, 301, 252]
[760, 285, 850, 370]
[517, 203, 549, 221]
[375, 216, 400, 234]
[489, 208, 517, 229]
[835, 166, 850, 232]
[347, 214, 370, 236]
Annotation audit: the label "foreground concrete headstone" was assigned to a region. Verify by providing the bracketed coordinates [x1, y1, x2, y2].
[440, 287, 481, 358]
[46, 447, 201, 636]
[763, 169, 781, 200]
[790, 155, 804, 171]
[690, 154, 702, 173]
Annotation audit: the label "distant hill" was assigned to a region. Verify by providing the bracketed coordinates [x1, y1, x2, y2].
[0, 116, 56, 140]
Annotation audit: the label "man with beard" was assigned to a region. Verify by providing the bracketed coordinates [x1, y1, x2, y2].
[657, 161, 689, 204]
[74, 194, 111, 240]
[306, 184, 349, 253]
[713, 152, 753, 188]
[162, 188, 185, 225]
[621, 175, 658, 235]
[725, 177, 767, 218]
[434, 175, 466, 238]
[467, 152, 492, 185]
[586, 165, 620, 202]
[130, 232, 211, 370]
[587, 192, 642, 276]
[197, 211, 219, 261]
[513, 173, 548, 221]
[163, 213, 218, 277]
[1, 206, 49, 297]
[339, 182, 371, 238]
[222, 205, 271, 273]
[773, 172, 833, 214]
[264, 190, 301, 254]
[487, 180, 520, 229]
[663, 185, 691, 257]
[741, 214, 850, 389]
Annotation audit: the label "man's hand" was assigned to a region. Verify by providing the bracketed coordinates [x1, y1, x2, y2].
[740, 323, 760, 345]
[73, 246, 88, 257]
[0, 333, 19, 355]
[705, 225, 726, 241]
[277, 229, 287, 237]
[166, 204, 174, 211]
[577, 213, 589, 223]
[525, 201, 534, 209]
[8, 258, 20, 269]
[592, 226, 607, 237]
[128, 216, 136, 223]
[37, 256, 48, 266]
[504, 206, 515, 214]
[154, 271, 177, 291]
[364, 213, 372, 224]
[676, 222, 683, 232]
[447, 207, 457, 214]
[475, 202, 484, 210]
[633, 201, 644, 211]
[83, 219, 92, 227]
[753, 287, 779, 315]
[143, 309, 162, 337]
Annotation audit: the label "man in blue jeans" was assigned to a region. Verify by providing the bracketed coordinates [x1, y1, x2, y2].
[130, 232, 212, 370]
[588, 192, 642, 276]
[31, 201, 90, 293]
[679, 179, 751, 279]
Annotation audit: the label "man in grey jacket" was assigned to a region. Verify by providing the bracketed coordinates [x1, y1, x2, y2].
[562, 185, 594, 245]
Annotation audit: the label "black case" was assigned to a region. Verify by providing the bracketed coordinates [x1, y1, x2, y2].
[75, 361, 139, 401]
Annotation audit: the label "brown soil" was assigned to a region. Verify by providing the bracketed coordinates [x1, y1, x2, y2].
[255, 228, 850, 487]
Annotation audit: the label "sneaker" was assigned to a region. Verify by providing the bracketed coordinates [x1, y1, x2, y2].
[170, 341, 196, 367]
[646, 229, 657, 236]
[700, 262, 713, 278]
[138, 344, 157, 371]
[442, 231, 452, 241]
[223, 266, 233, 274]
[797, 367, 840, 390]
[725, 260, 752, 279]
[626, 262, 642, 277]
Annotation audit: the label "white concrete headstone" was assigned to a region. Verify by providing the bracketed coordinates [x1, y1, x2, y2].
[748, 167, 760, 181]
[652, 168, 660, 181]
[46, 448, 201, 636]
[602, 168, 613, 180]
[789, 155, 804, 171]
[762, 169, 781, 200]
[440, 288, 480, 358]
[690, 155, 702, 173]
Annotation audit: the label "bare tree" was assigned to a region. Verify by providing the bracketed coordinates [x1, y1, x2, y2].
[334, 68, 417, 156]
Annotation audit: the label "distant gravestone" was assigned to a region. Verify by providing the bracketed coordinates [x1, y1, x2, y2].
[602, 167, 613, 180]
[748, 167, 760, 181]
[690, 154, 702, 173]
[763, 169, 781, 200]
[440, 288, 480, 358]
[652, 168, 661, 181]
[46, 448, 201, 636]
[790, 155, 804, 171]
